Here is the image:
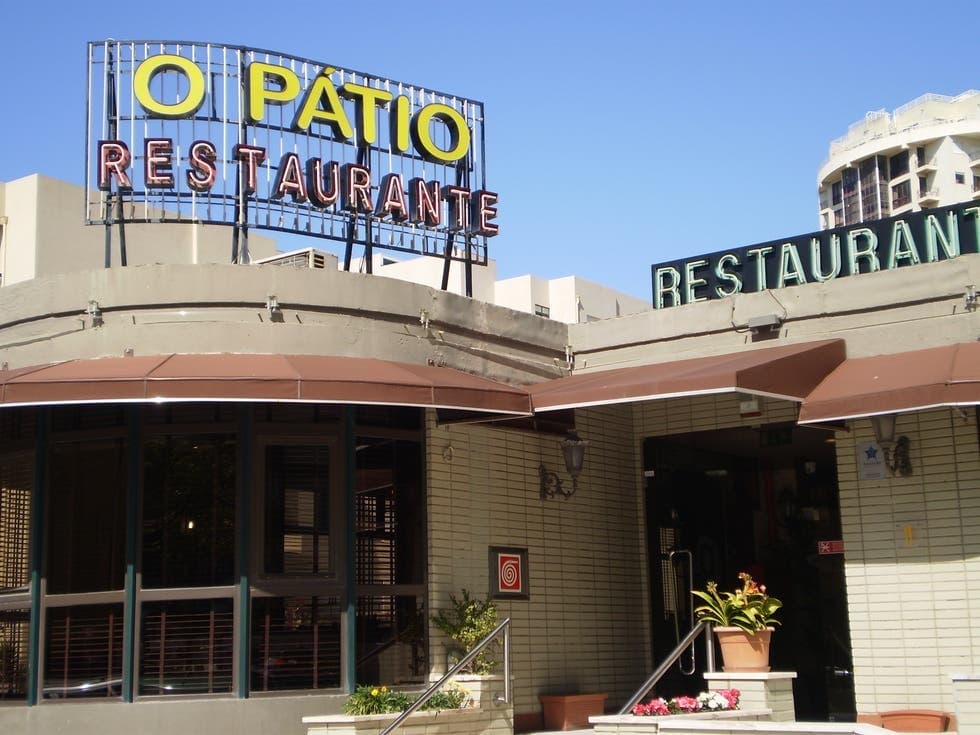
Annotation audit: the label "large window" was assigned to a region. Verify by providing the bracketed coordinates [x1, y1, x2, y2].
[7, 402, 428, 703]
[354, 435, 426, 684]
[841, 168, 860, 224]
[890, 150, 909, 178]
[44, 435, 127, 701]
[250, 595, 341, 691]
[142, 435, 236, 588]
[138, 427, 237, 697]
[43, 604, 124, 699]
[47, 439, 126, 595]
[139, 599, 233, 696]
[0, 609, 29, 700]
[253, 440, 341, 693]
[263, 445, 333, 576]
[0, 452, 32, 593]
[0, 411, 35, 701]
[892, 180, 911, 208]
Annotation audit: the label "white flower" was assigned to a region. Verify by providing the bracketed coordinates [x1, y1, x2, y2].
[697, 691, 730, 710]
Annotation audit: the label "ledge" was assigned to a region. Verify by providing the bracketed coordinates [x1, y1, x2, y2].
[592, 709, 772, 725]
[303, 707, 483, 725]
[703, 672, 799, 681]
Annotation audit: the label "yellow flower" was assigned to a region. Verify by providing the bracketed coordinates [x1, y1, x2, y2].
[371, 688, 380, 697]
[381, 686, 388, 693]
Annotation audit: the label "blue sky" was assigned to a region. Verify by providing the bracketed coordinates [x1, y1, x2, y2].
[2, 1, 977, 300]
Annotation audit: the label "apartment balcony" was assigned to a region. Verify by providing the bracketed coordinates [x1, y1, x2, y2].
[970, 150, 980, 168]
[916, 158, 938, 173]
[973, 185, 980, 200]
[919, 187, 941, 204]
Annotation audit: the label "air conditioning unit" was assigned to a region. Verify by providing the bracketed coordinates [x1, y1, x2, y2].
[253, 248, 337, 270]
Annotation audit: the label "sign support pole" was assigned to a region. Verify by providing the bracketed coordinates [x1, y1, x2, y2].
[103, 45, 128, 268]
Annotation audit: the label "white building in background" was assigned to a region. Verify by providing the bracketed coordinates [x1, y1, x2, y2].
[494, 273, 650, 323]
[817, 90, 980, 229]
[258, 249, 652, 324]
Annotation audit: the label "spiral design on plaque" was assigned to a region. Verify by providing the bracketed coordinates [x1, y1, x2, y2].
[499, 557, 520, 589]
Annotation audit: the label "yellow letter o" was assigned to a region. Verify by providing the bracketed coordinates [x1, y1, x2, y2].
[411, 104, 470, 163]
[134, 54, 206, 119]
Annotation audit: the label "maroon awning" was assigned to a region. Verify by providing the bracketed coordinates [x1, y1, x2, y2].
[0, 354, 533, 415]
[799, 341, 980, 424]
[529, 339, 846, 412]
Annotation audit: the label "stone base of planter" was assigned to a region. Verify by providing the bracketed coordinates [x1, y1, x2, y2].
[703, 671, 797, 722]
[539, 693, 608, 731]
[952, 672, 979, 735]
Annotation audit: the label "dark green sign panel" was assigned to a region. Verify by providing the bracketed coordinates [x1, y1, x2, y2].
[652, 200, 980, 308]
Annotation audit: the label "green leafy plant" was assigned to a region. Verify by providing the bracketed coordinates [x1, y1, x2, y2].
[343, 683, 471, 715]
[692, 572, 782, 633]
[430, 589, 498, 674]
[420, 684, 470, 711]
[344, 685, 412, 715]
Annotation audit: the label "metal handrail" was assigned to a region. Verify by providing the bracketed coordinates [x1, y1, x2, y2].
[618, 620, 715, 714]
[379, 617, 511, 735]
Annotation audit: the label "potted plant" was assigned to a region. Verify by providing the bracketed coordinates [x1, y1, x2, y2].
[691, 572, 782, 672]
[430, 589, 498, 675]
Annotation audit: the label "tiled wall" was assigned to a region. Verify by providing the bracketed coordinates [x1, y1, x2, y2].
[634, 395, 980, 715]
[426, 405, 650, 717]
[427, 395, 980, 719]
[632, 393, 800, 437]
[835, 408, 980, 715]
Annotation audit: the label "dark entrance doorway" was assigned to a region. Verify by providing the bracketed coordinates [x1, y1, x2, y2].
[643, 423, 856, 721]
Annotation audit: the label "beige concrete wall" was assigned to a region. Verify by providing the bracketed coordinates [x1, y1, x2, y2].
[834, 408, 980, 716]
[0, 263, 568, 386]
[426, 403, 650, 717]
[0, 174, 279, 288]
[570, 252, 980, 372]
[0, 692, 347, 735]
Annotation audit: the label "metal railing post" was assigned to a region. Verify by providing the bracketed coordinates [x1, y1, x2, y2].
[705, 622, 715, 672]
[502, 620, 511, 704]
[618, 620, 709, 714]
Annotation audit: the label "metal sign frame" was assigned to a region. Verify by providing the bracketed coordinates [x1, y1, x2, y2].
[85, 40, 497, 293]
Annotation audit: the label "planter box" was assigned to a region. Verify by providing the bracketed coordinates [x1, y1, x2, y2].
[304, 705, 511, 735]
[591, 708, 772, 735]
[304, 677, 513, 735]
[878, 709, 950, 732]
[539, 693, 608, 731]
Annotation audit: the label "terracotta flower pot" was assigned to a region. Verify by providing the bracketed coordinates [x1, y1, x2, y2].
[714, 626, 773, 672]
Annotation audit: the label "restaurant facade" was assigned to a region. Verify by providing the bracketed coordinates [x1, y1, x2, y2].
[1, 39, 979, 735]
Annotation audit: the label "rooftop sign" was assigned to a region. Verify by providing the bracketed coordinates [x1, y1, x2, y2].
[85, 41, 497, 265]
[651, 200, 980, 308]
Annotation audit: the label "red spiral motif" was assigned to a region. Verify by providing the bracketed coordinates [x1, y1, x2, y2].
[499, 556, 521, 590]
